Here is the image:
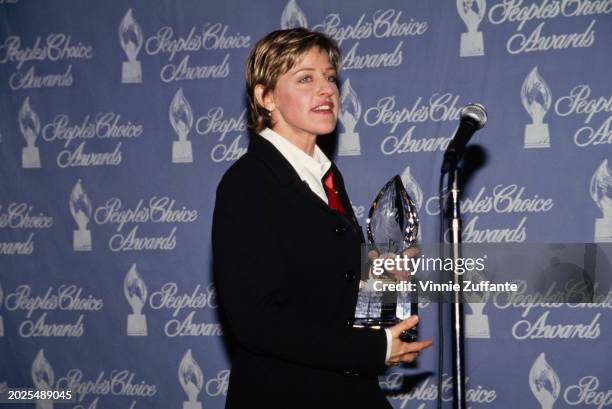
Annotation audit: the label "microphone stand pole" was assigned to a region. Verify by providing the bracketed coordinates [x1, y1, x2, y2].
[448, 167, 466, 409]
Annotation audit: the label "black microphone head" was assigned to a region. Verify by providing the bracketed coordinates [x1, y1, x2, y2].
[460, 103, 487, 130]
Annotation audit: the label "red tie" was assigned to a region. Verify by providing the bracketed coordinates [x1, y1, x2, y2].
[323, 170, 345, 214]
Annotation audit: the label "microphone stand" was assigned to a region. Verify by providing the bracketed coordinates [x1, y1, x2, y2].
[447, 167, 466, 409]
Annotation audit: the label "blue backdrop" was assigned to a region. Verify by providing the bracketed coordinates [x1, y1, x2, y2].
[1, 0, 611, 408]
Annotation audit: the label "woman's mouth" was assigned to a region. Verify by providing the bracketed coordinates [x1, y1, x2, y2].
[311, 103, 335, 114]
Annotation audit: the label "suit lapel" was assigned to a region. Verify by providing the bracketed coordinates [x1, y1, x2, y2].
[247, 134, 361, 232]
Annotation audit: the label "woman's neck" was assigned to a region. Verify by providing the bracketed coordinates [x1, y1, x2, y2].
[271, 126, 316, 156]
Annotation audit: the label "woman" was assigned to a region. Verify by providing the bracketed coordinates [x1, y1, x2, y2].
[212, 28, 432, 409]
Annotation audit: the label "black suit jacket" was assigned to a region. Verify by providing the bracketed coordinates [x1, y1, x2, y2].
[212, 134, 391, 409]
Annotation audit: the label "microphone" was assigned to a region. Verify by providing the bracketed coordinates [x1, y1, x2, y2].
[441, 103, 487, 173]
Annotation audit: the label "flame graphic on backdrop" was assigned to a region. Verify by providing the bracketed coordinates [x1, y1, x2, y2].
[69, 179, 92, 231]
[179, 349, 204, 408]
[119, 9, 143, 61]
[170, 89, 194, 141]
[119, 8, 144, 83]
[281, 0, 308, 29]
[337, 79, 362, 156]
[19, 97, 40, 147]
[124, 264, 147, 315]
[457, 0, 486, 33]
[529, 353, 560, 409]
[522, 67, 552, 148]
[32, 349, 55, 389]
[522, 67, 551, 124]
[340, 79, 362, 133]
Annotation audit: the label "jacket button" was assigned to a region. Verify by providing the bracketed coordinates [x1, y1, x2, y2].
[345, 270, 356, 281]
[345, 318, 353, 327]
[335, 224, 346, 235]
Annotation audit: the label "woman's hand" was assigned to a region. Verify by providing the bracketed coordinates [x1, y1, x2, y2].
[386, 315, 433, 365]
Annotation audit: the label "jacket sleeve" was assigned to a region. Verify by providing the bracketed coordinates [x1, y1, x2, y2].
[212, 163, 387, 377]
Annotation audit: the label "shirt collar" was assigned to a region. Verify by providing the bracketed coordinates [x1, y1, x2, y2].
[259, 128, 331, 181]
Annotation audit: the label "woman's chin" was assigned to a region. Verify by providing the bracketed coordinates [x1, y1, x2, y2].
[313, 122, 338, 136]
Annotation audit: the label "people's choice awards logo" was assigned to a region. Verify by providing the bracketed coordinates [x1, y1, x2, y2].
[554, 84, 612, 148]
[529, 353, 560, 409]
[0, 33, 93, 90]
[179, 349, 204, 409]
[170, 88, 194, 163]
[338, 79, 362, 156]
[32, 349, 55, 409]
[149, 282, 221, 338]
[194, 107, 248, 163]
[281, 0, 308, 29]
[19, 97, 41, 168]
[70, 179, 93, 251]
[590, 159, 612, 242]
[119, 8, 143, 84]
[124, 263, 148, 336]
[522, 67, 552, 149]
[457, 0, 486, 57]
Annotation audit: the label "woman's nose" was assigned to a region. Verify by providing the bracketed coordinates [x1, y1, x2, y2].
[317, 77, 335, 95]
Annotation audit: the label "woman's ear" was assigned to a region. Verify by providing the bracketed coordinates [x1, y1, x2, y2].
[255, 84, 275, 113]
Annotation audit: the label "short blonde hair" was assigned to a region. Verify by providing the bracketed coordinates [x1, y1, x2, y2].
[246, 28, 341, 133]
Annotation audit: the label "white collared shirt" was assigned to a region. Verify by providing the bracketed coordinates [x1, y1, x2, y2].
[260, 128, 331, 204]
[259, 127, 394, 365]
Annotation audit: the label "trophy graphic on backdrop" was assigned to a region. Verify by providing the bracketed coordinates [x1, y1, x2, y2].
[337, 79, 362, 156]
[124, 264, 148, 336]
[529, 353, 560, 409]
[457, 0, 485, 57]
[522, 67, 552, 148]
[179, 349, 204, 409]
[19, 97, 41, 168]
[281, 0, 308, 29]
[119, 8, 143, 84]
[0, 281, 4, 337]
[354, 175, 419, 335]
[590, 159, 612, 242]
[463, 268, 491, 338]
[170, 88, 194, 163]
[32, 350, 54, 409]
[70, 179, 93, 251]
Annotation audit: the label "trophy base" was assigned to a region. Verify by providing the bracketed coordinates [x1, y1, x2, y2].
[73, 230, 92, 252]
[524, 124, 550, 148]
[460, 32, 484, 57]
[183, 402, 202, 409]
[127, 314, 148, 336]
[465, 314, 490, 338]
[595, 218, 612, 242]
[36, 400, 53, 409]
[173, 141, 193, 163]
[0, 316, 4, 336]
[122, 61, 142, 84]
[353, 317, 401, 329]
[337, 132, 361, 156]
[22, 147, 41, 168]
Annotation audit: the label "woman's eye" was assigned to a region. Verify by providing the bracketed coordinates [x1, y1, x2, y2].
[299, 75, 312, 83]
[327, 75, 337, 82]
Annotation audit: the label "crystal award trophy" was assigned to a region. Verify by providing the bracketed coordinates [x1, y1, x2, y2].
[353, 175, 419, 338]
